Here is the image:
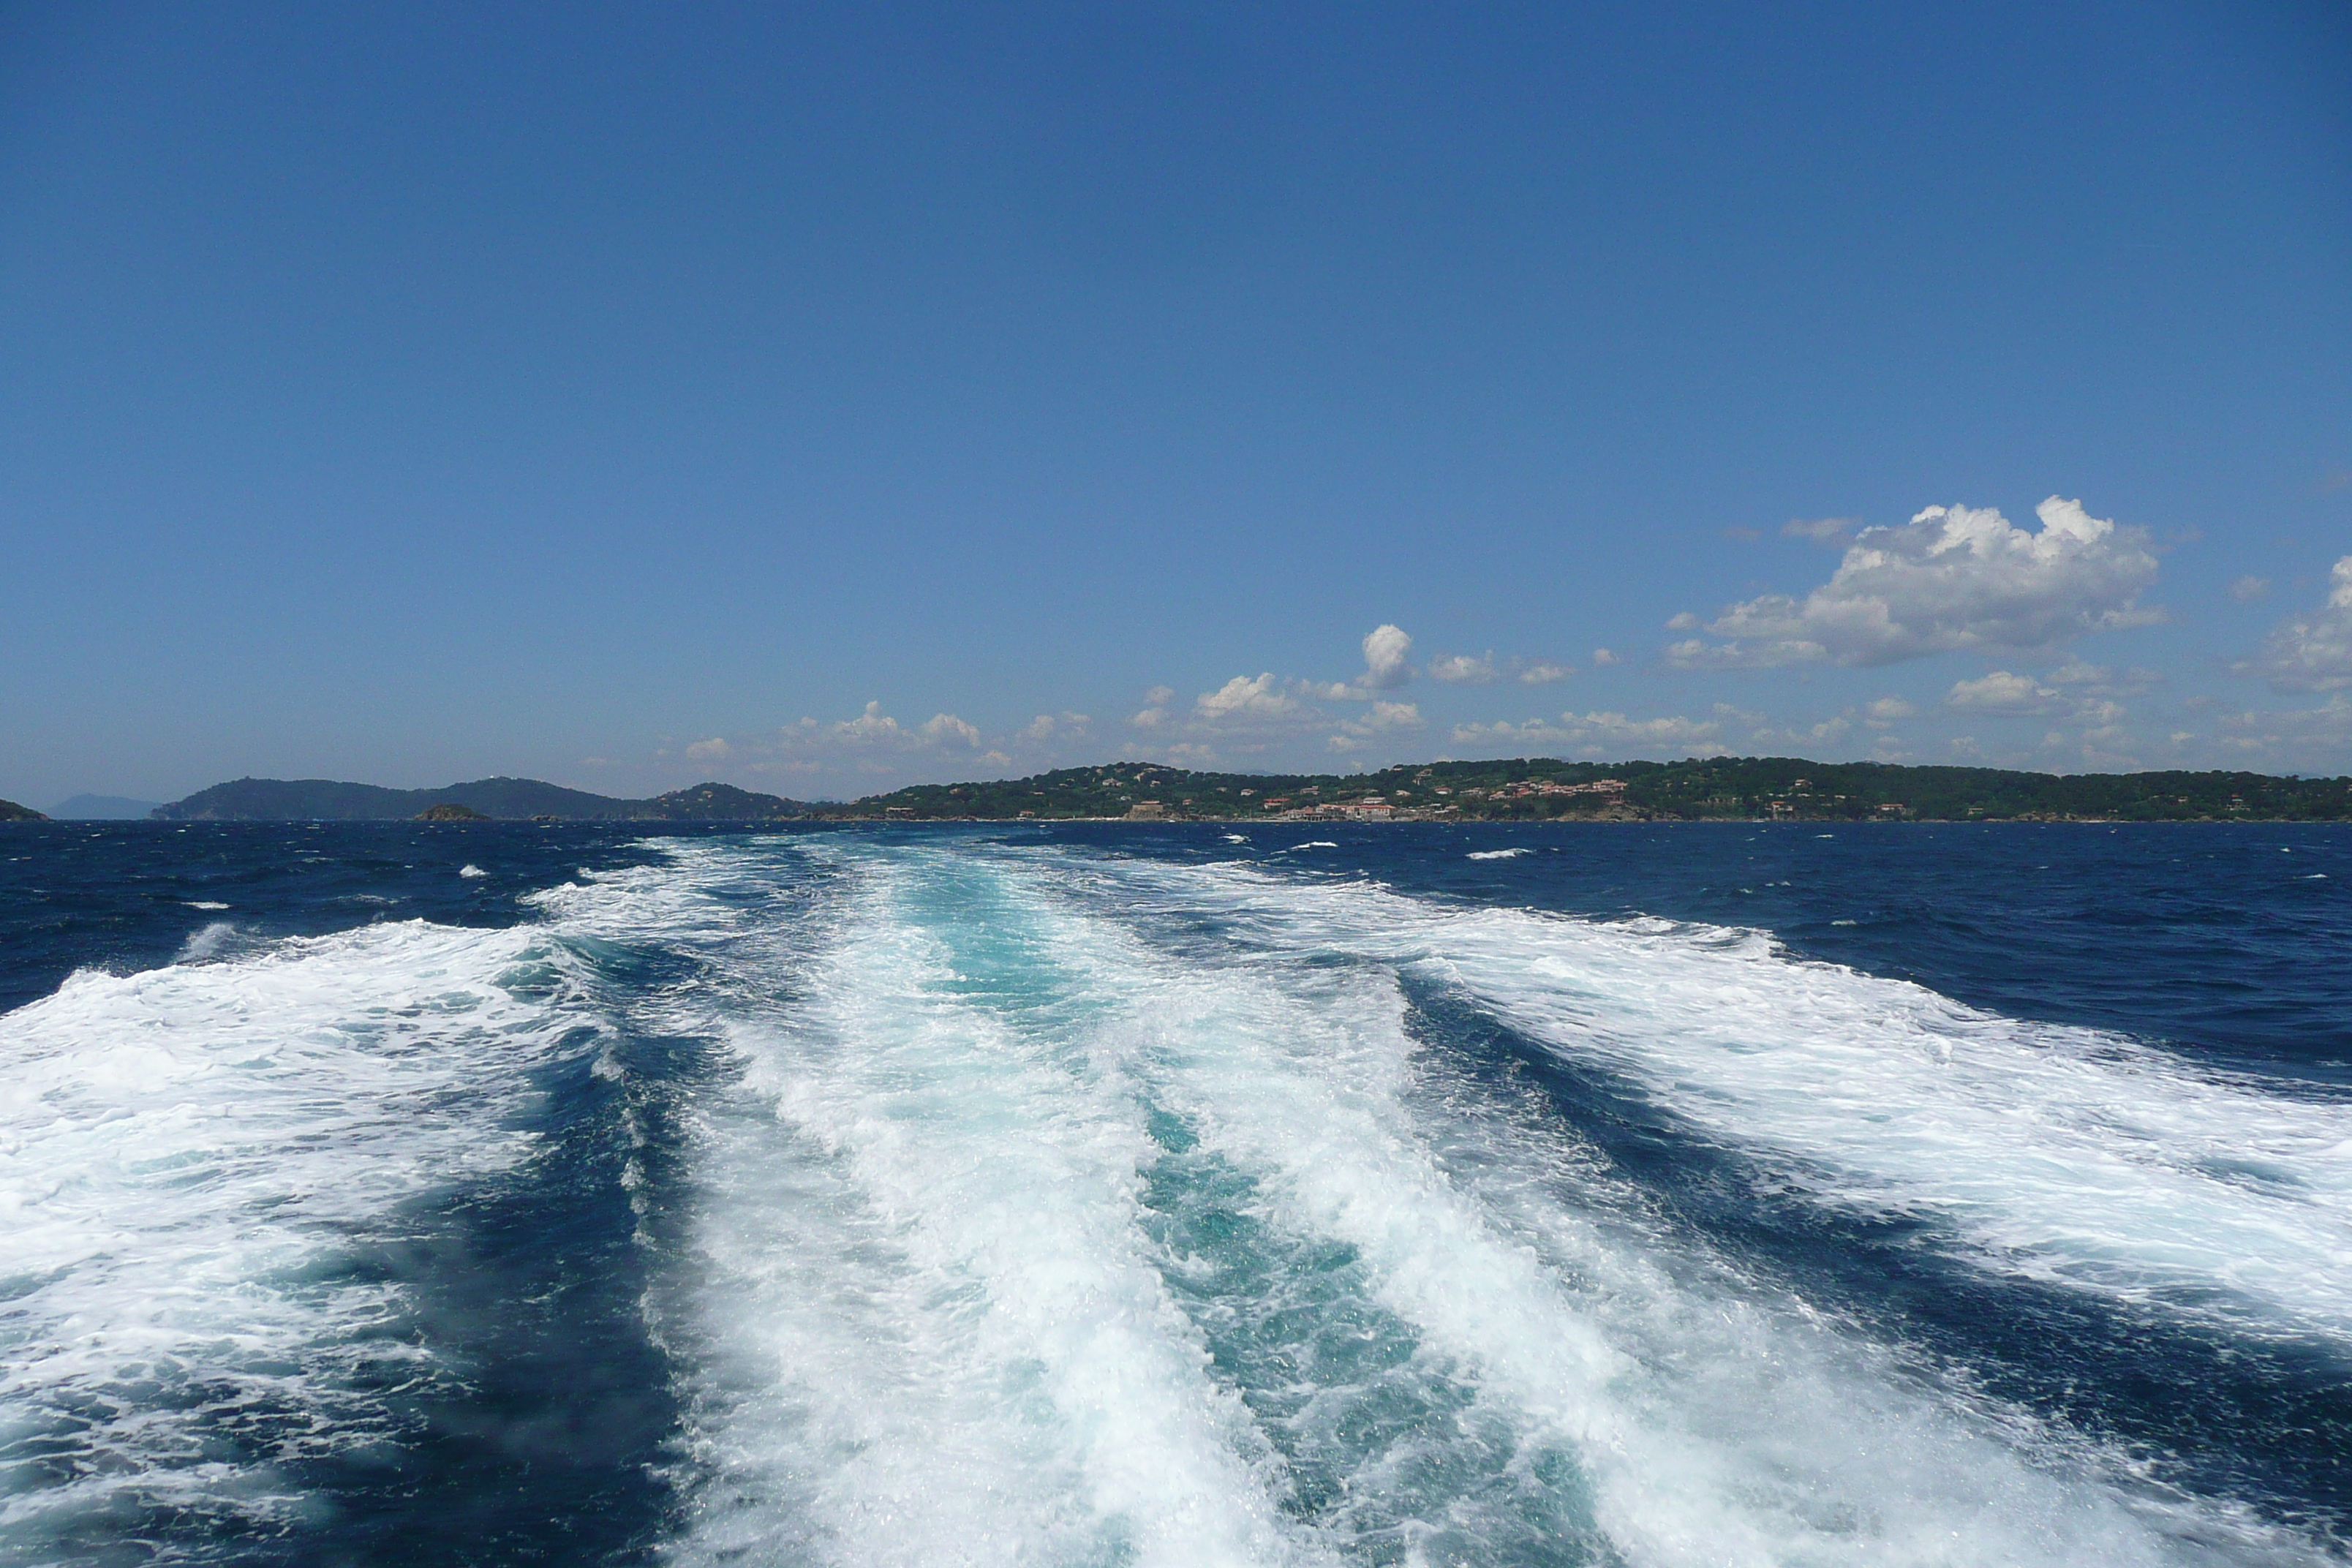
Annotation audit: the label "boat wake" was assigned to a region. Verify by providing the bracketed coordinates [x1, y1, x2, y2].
[0, 835, 2340, 1564]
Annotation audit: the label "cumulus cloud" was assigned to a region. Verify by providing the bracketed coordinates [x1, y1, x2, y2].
[1866, 696, 1917, 722]
[818, 701, 981, 749]
[1591, 648, 1621, 666]
[2236, 556, 2352, 692]
[1667, 497, 2162, 667]
[1430, 652, 1496, 684]
[1309, 624, 1420, 699]
[918, 712, 981, 747]
[1782, 516, 1857, 543]
[1945, 671, 2064, 715]
[1196, 673, 1300, 721]
[685, 737, 731, 762]
[1362, 624, 1413, 688]
[1018, 711, 1091, 742]
[833, 701, 904, 744]
[1130, 687, 1177, 729]
[1518, 660, 1571, 684]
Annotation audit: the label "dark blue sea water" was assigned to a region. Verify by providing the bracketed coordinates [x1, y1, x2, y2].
[1, 821, 2346, 1566]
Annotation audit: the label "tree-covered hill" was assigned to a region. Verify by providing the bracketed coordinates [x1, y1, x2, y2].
[136, 759, 2352, 823]
[0, 798, 45, 821]
[820, 757, 2352, 822]
[151, 777, 808, 821]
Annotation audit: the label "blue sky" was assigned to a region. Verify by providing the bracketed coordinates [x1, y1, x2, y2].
[4, 1, 2348, 805]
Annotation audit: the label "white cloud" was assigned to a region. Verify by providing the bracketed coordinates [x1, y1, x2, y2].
[1668, 497, 2162, 667]
[2237, 556, 2352, 692]
[1021, 715, 1058, 740]
[818, 701, 981, 750]
[1591, 648, 1621, 666]
[2231, 576, 2271, 603]
[1311, 624, 1420, 698]
[1518, 660, 1571, 684]
[1782, 515, 1856, 543]
[918, 713, 981, 747]
[979, 749, 1012, 767]
[1361, 623, 1413, 689]
[833, 701, 903, 744]
[1196, 673, 1300, 721]
[1945, 671, 2064, 715]
[1866, 696, 1917, 722]
[685, 737, 731, 762]
[1145, 685, 1175, 706]
[1430, 652, 1496, 683]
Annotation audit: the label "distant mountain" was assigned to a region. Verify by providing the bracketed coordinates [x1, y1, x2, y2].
[0, 798, 45, 822]
[151, 776, 810, 821]
[48, 794, 163, 819]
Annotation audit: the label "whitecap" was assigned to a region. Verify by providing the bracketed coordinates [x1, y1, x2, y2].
[0, 919, 592, 1539]
[1119, 859, 2352, 1349]
[622, 837, 2329, 1567]
[459, 863, 488, 878]
[1466, 847, 1531, 860]
[183, 900, 229, 910]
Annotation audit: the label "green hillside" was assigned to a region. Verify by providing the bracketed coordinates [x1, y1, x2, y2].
[819, 757, 2352, 822]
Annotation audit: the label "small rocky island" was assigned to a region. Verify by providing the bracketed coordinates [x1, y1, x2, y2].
[415, 802, 491, 821]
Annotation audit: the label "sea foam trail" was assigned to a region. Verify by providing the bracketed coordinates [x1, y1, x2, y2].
[1107, 858, 2352, 1346]
[628, 846, 1311, 1568]
[606, 839, 2314, 1567]
[990, 848, 2318, 1567]
[0, 920, 588, 1547]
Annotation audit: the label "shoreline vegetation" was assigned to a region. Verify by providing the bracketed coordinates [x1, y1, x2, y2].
[72, 760, 2352, 825]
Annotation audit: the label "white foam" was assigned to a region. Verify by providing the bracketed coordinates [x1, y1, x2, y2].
[987, 850, 2315, 1565]
[617, 838, 2320, 1567]
[459, 863, 487, 878]
[0, 919, 590, 1537]
[1107, 859, 2352, 1345]
[644, 846, 1311, 1568]
[183, 900, 229, 910]
[1465, 847, 1530, 860]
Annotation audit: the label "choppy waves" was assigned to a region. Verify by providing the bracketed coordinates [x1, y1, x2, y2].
[0, 919, 600, 1553]
[0, 835, 2343, 1565]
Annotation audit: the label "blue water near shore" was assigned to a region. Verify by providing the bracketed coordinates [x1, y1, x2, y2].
[0, 821, 2345, 1565]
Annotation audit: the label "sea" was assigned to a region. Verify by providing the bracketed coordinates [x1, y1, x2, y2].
[0, 819, 2347, 1567]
